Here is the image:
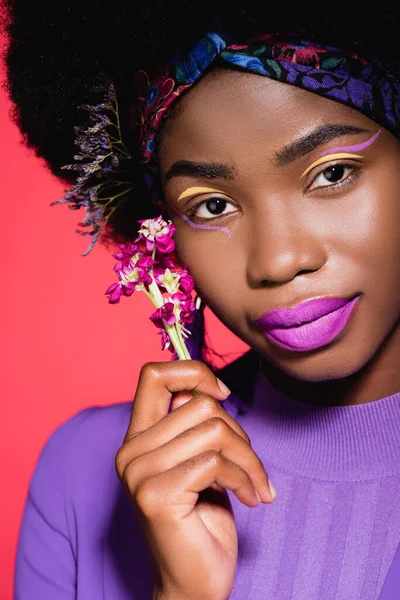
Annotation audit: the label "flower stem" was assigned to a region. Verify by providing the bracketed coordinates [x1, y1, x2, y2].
[165, 324, 189, 360]
[175, 322, 191, 360]
[147, 278, 191, 360]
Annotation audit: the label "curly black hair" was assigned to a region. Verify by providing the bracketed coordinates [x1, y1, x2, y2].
[1, 1, 400, 249]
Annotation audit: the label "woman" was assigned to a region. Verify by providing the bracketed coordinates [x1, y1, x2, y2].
[4, 1, 400, 598]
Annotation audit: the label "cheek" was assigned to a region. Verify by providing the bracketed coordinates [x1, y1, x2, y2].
[353, 183, 400, 273]
[324, 176, 400, 328]
[174, 231, 242, 300]
[366, 196, 400, 307]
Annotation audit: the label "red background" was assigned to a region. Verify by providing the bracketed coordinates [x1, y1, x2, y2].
[0, 47, 247, 599]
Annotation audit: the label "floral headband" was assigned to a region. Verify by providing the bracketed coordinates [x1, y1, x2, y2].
[133, 31, 400, 167]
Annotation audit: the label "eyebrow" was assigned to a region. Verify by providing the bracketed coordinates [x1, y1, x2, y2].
[164, 123, 370, 182]
[164, 161, 236, 183]
[274, 124, 369, 167]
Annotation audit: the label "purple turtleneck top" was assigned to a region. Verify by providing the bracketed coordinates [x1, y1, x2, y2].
[14, 368, 400, 599]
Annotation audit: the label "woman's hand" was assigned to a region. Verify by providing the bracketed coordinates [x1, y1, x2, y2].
[115, 360, 275, 600]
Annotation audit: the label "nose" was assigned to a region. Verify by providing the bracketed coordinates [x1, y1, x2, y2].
[246, 206, 327, 287]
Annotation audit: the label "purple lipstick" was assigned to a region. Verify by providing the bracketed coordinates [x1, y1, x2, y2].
[256, 295, 360, 352]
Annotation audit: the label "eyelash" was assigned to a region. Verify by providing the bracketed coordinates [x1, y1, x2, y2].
[185, 160, 362, 222]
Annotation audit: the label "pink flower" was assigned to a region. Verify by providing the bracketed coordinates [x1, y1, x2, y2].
[107, 216, 196, 360]
[105, 281, 136, 304]
[112, 243, 141, 271]
[113, 252, 154, 285]
[154, 268, 181, 294]
[152, 254, 177, 282]
[150, 302, 176, 328]
[106, 256, 152, 303]
[173, 292, 196, 325]
[112, 243, 139, 261]
[136, 215, 176, 254]
[154, 233, 175, 253]
[136, 255, 157, 269]
[155, 252, 176, 270]
[179, 267, 195, 295]
[159, 330, 173, 352]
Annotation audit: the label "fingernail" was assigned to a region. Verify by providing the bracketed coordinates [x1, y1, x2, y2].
[269, 481, 277, 499]
[255, 491, 262, 503]
[216, 378, 231, 397]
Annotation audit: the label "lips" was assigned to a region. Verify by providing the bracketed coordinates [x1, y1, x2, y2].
[255, 295, 361, 352]
[256, 296, 356, 330]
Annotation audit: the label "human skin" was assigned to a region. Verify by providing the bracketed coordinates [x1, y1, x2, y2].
[158, 68, 400, 406]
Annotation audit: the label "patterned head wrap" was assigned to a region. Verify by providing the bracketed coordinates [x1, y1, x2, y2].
[132, 32, 400, 168]
[57, 30, 400, 254]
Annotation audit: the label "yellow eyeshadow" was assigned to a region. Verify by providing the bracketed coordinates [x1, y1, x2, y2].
[177, 186, 226, 201]
[301, 153, 364, 179]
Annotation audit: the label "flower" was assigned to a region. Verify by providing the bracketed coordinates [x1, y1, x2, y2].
[155, 268, 182, 294]
[159, 329, 172, 352]
[179, 267, 195, 294]
[135, 215, 176, 253]
[150, 302, 176, 328]
[106, 217, 196, 360]
[106, 247, 160, 303]
[52, 80, 133, 256]
[173, 292, 196, 325]
[153, 253, 176, 271]
[105, 281, 135, 304]
[106, 254, 153, 304]
[112, 243, 139, 261]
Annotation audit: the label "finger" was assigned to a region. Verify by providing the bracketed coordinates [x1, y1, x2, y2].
[134, 450, 261, 520]
[169, 390, 195, 411]
[127, 361, 231, 439]
[121, 417, 274, 503]
[121, 391, 250, 457]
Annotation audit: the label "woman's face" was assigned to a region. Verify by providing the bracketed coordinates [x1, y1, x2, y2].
[158, 69, 400, 387]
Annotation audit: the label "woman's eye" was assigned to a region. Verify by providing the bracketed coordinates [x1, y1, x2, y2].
[309, 164, 354, 190]
[192, 198, 237, 219]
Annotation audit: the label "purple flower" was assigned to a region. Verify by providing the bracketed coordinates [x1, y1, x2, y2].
[53, 81, 134, 256]
[149, 302, 176, 328]
[138, 268, 152, 286]
[159, 330, 173, 352]
[136, 215, 176, 254]
[136, 255, 157, 269]
[107, 215, 196, 360]
[105, 281, 135, 304]
[155, 233, 175, 253]
[154, 268, 181, 294]
[112, 243, 139, 261]
[106, 255, 153, 303]
[157, 254, 176, 269]
[112, 248, 155, 275]
[179, 267, 195, 294]
[173, 292, 196, 325]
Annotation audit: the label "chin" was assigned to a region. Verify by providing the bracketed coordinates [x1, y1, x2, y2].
[258, 340, 370, 383]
